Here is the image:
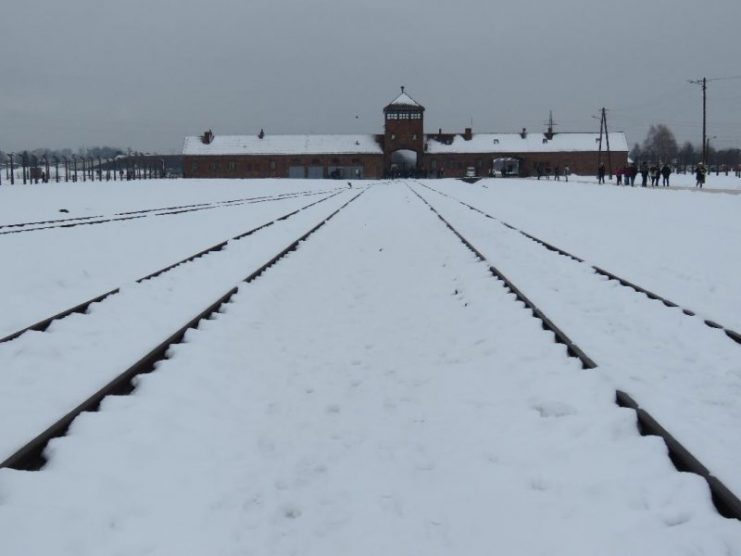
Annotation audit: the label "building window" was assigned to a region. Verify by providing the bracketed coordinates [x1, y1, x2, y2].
[412, 134, 417, 141]
[228, 161, 237, 171]
[270, 160, 276, 170]
[191, 162, 198, 172]
[391, 134, 396, 141]
[209, 162, 218, 171]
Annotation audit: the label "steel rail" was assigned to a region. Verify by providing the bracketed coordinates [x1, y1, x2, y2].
[0, 189, 339, 236]
[409, 183, 741, 521]
[420, 182, 741, 346]
[0, 187, 337, 230]
[0, 189, 365, 471]
[0, 190, 345, 345]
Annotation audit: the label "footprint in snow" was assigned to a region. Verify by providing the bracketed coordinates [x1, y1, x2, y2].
[532, 401, 577, 418]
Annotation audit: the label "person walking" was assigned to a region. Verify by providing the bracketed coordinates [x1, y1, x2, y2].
[627, 163, 637, 186]
[661, 163, 671, 187]
[695, 163, 706, 188]
[564, 165, 570, 182]
[650, 165, 660, 187]
[640, 161, 649, 187]
[597, 162, 606, 184]
[554, 166, 561, 181]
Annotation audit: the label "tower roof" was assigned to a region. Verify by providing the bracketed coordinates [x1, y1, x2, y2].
[384, 87, 424, 111]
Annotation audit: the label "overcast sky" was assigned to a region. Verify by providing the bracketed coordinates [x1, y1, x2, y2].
[2, 0, 740, 154]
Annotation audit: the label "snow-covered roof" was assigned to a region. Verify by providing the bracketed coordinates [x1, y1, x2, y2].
[183, 134, 383, 156]
[426, 132, 629, 154]
[385, 91, 423, 110]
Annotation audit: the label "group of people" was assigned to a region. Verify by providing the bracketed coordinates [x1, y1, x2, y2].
[535, 164, 571, 181]
[599, 161, 712, 188]
[603, 162, 672, 187]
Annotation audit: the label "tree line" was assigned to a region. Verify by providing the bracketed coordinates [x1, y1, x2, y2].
[0, 146, 126, 164]
[630, 125, 741, 168]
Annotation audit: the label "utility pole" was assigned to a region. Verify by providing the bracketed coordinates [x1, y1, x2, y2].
[689, 77, 707, 164]
[596, 108, 613, 178]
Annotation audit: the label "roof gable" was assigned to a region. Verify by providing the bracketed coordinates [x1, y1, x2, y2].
[384, 88, 424, 111]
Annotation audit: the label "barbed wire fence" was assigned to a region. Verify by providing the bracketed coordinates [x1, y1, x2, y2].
[1, 151, 182, 186]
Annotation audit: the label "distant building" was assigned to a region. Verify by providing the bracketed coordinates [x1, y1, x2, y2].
[182, 89, 628, 179]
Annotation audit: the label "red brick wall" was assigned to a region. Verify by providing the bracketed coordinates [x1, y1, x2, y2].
[384, 109, 424, 170]
[183, 154, 384, 179]
[421, 151, 628, 178]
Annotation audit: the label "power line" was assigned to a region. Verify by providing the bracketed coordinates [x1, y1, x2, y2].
[704, 75, 741, 82]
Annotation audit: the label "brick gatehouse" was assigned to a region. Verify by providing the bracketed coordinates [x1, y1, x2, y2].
[183, 88, 628, 179]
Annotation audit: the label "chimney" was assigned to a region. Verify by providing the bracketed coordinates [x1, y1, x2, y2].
[201, 129, 214, 145]
[520, 128, 527, 139]
[464, 127, 472, 141]
[258, 129, 265, 139]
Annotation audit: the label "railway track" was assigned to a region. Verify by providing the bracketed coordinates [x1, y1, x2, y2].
[1, 184, 737, 553]
[420, 181, 741, 346]
[0, 188, 341, 236]
[408, 183, 741, 521]
[0, 189, 365, 471]
[0, 190, 346, 345]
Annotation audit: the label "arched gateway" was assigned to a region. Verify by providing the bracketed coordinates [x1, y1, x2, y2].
[383, 87, 424, 177]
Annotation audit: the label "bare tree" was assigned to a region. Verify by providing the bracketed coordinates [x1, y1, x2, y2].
[642, 124, 679, 163]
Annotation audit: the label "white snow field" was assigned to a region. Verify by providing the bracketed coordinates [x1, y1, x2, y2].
[0, 181, 342, 337]
[568, 171, 741, 191]
[0, 179, 740, 554]
[439, 177, 741, 331]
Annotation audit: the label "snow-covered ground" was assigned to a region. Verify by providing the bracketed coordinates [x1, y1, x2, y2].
[0, 178, 739, 554]
[566, 171, 741, 191]
[0, 182, 341, 336]
[0, 178, 339, 224]
[444, 177, 741, 331]
[411, 182, 741, 494]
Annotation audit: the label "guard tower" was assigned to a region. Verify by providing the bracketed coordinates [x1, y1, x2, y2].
[383, 87, 425, 175]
